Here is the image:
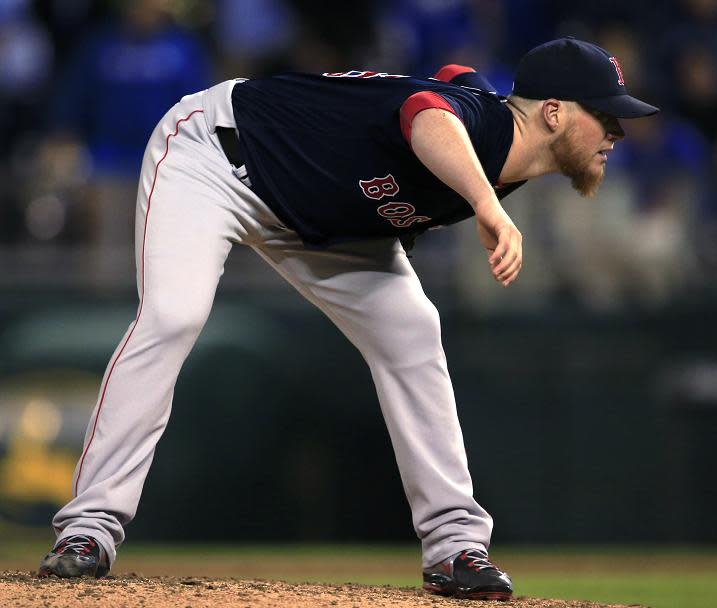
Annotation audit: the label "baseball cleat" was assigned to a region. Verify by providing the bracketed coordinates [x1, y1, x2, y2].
[422, 549, 513, 601]
[38, 534, 109, 578]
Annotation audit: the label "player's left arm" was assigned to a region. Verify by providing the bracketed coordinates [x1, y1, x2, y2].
[406, 104, 522, 287]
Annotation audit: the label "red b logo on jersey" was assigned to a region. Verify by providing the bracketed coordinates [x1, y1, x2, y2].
[359, 174, 400, 200]
[609, 56, 625, 86]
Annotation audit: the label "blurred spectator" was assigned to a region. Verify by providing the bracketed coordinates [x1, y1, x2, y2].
[374, 0, 480, 75]
[671, 44, 717, 142]
[0, 0, 53, 153]
[666, 0, 717, 51]
[372, 0, 512, 89]
[32, 0, 98, 62]
[657, 0, 717, 138]
[0, 0, 53, 244]
[500, 0, 553, 64]
[34, 0, 212, 278]
[547, 0, 672, 44]
[216, 0, 379, 74]
[48, 0, 212, 177]
[213, 0, 298, 77]
[286, 0, 379, 71]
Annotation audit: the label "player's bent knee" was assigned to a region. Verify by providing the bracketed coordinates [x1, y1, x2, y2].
[142, 301, 211, 342]
[363, 299, 443, 367]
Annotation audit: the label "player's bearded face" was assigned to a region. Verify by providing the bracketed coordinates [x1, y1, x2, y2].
[550, 123, 605, 198]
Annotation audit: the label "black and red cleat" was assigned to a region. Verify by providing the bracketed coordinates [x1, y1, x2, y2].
[422, 549, 513, 601]
[38, 534, 109, 578]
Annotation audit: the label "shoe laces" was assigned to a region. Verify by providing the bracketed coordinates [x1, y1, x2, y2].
[57, 535, 97, 556]
[460, 550, 502, 573]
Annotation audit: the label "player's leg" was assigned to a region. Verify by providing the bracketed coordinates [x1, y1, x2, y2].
[253, 236, 493, 569]
[44, 91, 254, 573]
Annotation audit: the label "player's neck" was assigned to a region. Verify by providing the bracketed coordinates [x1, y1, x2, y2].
[500, 102, 560, 183]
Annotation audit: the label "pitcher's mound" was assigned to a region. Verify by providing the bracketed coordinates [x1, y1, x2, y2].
[0, 571, 644, 608]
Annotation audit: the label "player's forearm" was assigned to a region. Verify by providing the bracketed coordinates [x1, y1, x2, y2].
[410, 108, 512, 228]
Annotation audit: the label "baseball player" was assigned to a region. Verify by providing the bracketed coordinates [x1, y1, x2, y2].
[38, 38, 657, 600]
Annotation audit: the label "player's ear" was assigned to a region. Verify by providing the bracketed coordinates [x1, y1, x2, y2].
[541, 99, 562, 132]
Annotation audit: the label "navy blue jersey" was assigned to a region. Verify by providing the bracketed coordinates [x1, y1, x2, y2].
[231, 71, 524, 247]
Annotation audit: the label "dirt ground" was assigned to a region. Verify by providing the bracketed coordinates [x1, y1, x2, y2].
[1, 571, 643, 608]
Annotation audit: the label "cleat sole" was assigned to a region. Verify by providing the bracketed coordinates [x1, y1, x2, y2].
[423, 580, 512, 601]
[461, 590, 513, 601]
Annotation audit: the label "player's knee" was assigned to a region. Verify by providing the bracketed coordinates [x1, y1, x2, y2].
[144, 300, 210, 341]
[369, 299, 443, 366]
[412, 300, 442, 344]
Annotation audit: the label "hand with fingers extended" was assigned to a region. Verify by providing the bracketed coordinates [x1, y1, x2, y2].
[477, 219, 523, 287]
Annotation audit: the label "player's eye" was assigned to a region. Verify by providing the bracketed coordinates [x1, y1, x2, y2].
[582, 105, 618, 135]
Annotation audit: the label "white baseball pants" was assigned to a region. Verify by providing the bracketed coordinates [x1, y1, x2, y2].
[51, 81, 493, 568]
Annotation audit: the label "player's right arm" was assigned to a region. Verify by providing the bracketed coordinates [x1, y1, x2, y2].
[406, 104, 523, 287]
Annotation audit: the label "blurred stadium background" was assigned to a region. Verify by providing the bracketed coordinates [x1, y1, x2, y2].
[0, 1, 716, 606]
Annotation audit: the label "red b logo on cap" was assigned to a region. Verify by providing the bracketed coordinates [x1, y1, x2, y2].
[609, 56, 625, 86]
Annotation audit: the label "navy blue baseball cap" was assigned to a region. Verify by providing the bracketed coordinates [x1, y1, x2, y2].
[512, 37, 659, 118]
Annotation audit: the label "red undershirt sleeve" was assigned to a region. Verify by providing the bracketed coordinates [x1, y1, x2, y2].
[433, 64, 476, 82]
[400, 91, 462, 145]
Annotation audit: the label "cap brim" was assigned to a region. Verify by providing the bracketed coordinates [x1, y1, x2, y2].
[580, 94, 659, 118]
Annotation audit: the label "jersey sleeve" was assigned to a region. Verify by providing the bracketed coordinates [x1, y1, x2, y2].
[434, 64, 476, 82]
[399, 63, 498, 145]
[399, 91, 463, 144]
[434, 64, 497, 93]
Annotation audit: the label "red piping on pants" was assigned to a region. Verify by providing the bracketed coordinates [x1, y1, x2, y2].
[73, 109, 205, 496]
